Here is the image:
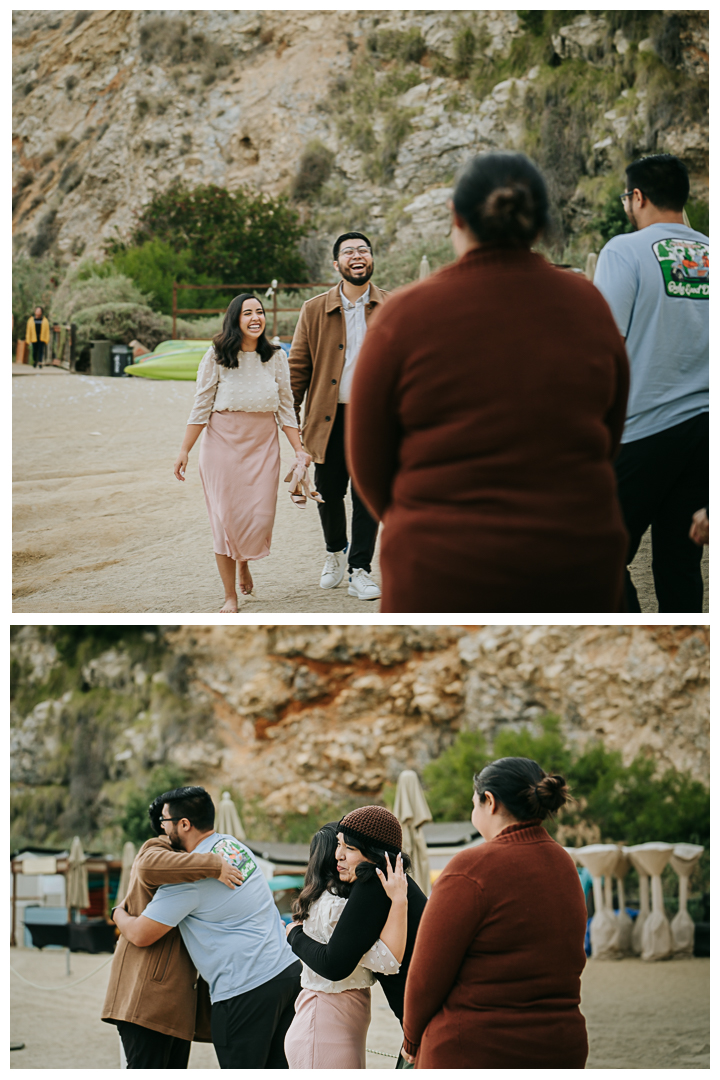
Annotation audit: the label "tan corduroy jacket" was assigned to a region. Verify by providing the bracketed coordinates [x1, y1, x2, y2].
[289, 281, 388, 462]
[101, 836, 224, 1041]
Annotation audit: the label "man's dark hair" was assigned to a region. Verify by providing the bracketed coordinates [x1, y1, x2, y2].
[625, 154, 689, 212]
[333, 231, 373, 261]
[149, 786, 215, 835]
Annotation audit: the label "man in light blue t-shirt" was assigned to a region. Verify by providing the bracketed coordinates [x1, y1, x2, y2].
[113, 786, 301, 1069]
[594, 153, 708, 612]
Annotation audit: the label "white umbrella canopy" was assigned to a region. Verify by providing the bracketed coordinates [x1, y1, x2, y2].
[393, 770, 433, 895]
[625, 842, 674, 961]
[669, 843, 704, 955]
[66, 835, 90, 910]
[217, 792, 246, 841]
[117, 841, 136, 904]
[576, 844, 621, 960]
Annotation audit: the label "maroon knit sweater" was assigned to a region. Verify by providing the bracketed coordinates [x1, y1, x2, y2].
[347, 246, 629, 613]
[402, 821, 588, 1068]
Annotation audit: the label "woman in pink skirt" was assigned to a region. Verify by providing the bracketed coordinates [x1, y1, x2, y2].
[173, 293, 309, 611]
[284, 823, 408, 1069]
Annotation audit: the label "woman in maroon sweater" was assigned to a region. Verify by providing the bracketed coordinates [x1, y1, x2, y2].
[402, 757, 588, 1069]
[348, 152, 629, 612]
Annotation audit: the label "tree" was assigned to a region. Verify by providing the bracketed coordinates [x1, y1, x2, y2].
[111, 183, 309, 291]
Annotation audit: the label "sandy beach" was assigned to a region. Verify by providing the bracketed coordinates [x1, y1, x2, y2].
[13, 367, 709, 614]
[10, 946, 709, 1069]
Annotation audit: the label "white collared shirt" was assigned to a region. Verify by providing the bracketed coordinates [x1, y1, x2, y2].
[338, 284, 370, 403]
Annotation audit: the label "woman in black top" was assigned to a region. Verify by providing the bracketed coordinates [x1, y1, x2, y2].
[287, 805, 427, 1025]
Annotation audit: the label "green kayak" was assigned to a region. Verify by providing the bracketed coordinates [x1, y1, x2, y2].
[126, 340, 212, 380]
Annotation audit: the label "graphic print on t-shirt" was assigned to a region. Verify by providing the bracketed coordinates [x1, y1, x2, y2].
[211, 836, 257, 883]
[652, 237, 709, 299]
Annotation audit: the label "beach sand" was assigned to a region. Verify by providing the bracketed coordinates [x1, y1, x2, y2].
[9, 946, 709, 1069]
[13, 368, 709, 614]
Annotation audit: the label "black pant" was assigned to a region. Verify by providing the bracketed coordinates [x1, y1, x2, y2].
[116, 1020, 191, 1069]
[210, 960, 301, 1069]
[314, 404, 378, 572]
[614, 411, 708, 612]
[31, 341, 45, 366]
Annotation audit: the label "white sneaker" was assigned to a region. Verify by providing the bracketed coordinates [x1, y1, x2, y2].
[320, 549, 347, 589]
[348, 567, 381, 600]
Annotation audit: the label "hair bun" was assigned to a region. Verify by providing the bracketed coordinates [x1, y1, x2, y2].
[534, 774, 569, 811]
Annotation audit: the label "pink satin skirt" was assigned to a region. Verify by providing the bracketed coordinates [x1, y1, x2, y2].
[284, 987, 371, 1069]
[198, 410, 279, 561]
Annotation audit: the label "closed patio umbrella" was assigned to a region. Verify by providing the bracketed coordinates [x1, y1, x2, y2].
[625, 842, 674, 961]
[576, 844, 621, 959]
[613, 847, 634, 954]
[393, 770, 433, 895]
[669, 843, 704, 955]
[66, 836, 89, 912]
[117, 841, 136, 905]
[217, 791, 246, 841]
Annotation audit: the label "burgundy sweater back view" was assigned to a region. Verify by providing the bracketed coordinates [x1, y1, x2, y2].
[402, 821, 589, 1068]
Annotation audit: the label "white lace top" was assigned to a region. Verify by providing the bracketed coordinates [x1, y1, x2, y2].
[186, 346, 298, 428]
[300, 890, 401, 993]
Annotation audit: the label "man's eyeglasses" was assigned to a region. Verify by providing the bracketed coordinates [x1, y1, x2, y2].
[339, 246, 371, 257]
[620, 189, 641, 203]
[158, 816, 183, 824]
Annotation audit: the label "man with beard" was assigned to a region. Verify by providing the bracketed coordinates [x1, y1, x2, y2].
[289, 232, 387, 600]
[112, 787, 301, 1068]
[594, 154, 708, 611]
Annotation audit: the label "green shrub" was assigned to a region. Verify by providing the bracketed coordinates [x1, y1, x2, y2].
[54, 265, 149, 320]
[453, 28, 476, 79]
[72, 301, 171, 354]
[686, 198, 709, 235]
[118, 764, 190, 848]
[423, 715, 710, 851]
[12, 254, 60, 344]
[111, 239, 194, 315]
[592, 191, 635, 243]
[368, 27, 426, 64]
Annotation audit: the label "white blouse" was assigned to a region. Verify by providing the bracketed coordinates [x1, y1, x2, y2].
[300, 890, 401, 994]
[186, 346, 298, 428]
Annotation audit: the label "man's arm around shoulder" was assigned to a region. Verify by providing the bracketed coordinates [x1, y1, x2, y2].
[135, 838, 224, 888]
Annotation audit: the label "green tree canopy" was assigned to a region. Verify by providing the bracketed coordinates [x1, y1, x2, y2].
[111, 183, 309, 291]
[423, 715, 710, 850]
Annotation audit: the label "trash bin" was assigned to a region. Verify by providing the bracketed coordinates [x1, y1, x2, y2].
[90, 340, 112, 377]
[110, 343, 133, 377]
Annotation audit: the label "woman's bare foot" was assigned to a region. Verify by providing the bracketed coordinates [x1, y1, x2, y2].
[238, 562, 253, 595]
[220, 596, 238, 613]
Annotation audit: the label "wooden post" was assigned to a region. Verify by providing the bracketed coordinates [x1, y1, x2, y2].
[11, 862, 17, 947]
[272, 279, 278, 338]
[103, 867, 110, 921]
[172, 282, 177, 340]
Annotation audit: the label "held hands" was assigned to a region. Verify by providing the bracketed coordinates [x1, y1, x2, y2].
[376, 852, 408, 904]
[218, 859, 246, 890]
[173, 451, 189, 481]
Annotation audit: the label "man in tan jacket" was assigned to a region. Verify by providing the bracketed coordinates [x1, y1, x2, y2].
[289, 232, 388, 600]
[102, 821, 243, 1067]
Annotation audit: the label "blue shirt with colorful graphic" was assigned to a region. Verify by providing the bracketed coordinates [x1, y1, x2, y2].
[594, 222, 708, 443]
[142, 832, 296, 1003]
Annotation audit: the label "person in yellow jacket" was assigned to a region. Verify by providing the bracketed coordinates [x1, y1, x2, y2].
[25, 305, 50, 366]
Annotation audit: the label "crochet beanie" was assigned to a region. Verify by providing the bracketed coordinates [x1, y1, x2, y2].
[337, 805, 403, 854]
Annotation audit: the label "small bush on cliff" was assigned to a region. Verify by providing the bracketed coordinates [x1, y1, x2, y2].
[291, 141, 336, 202]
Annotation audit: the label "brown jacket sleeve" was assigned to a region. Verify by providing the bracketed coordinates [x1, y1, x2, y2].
[288, 301, 313, 427]
[347, 313, 404, 521]
[402, 870, 484, 1058]
[135, 844, 224, 889]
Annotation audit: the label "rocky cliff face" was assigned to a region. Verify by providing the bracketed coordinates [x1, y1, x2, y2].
[12, 10, 708, 270]
[10, 625, 709, 849]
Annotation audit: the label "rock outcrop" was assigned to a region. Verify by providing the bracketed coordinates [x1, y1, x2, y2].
[11, 625, 708, 849]
[12, 10, 708, 268]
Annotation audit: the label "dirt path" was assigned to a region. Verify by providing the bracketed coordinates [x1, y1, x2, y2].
[13, 369, 708, 614]
[10, 947, 709, 1069]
